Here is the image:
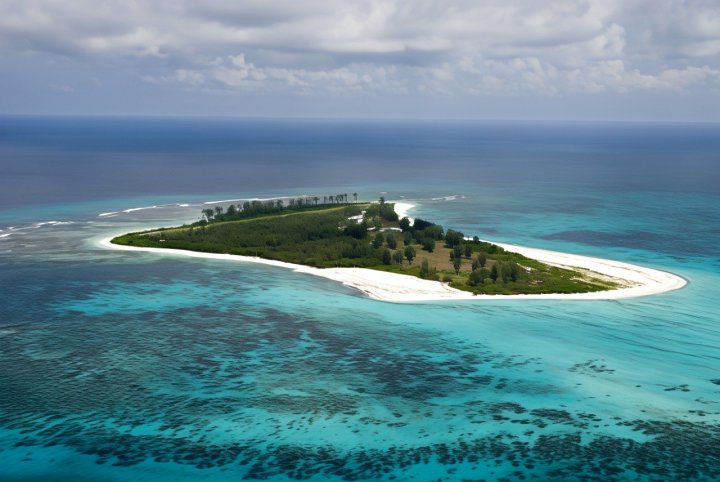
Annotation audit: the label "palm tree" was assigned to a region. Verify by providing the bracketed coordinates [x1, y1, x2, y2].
[353, 193, 358, 203]
[313, 196, 319, 206]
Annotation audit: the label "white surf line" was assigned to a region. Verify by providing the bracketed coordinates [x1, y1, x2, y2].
[34, 221, 74, 226]
[123, 206, 159, 213]
[203, 196, 296, 205]
[431, 195, 464, 201]
[98, 233, 686, 303]
[99, 203, 193, 218]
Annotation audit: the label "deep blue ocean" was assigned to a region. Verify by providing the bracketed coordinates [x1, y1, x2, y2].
[1, 117, 719, 481]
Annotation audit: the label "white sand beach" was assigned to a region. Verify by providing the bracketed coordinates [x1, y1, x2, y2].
[98, 235, 686, 303]
[97, 199, 686, 302]
[469, 240, 687, 300]
[393, 202, 415, 223]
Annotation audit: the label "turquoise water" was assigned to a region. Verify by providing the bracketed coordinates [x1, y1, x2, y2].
[1, 119, 719, 481]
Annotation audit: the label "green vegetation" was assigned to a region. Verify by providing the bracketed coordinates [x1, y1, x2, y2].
[112, 198, 619, 295]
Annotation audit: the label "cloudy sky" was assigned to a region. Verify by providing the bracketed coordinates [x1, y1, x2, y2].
[1, 0, 719, 120]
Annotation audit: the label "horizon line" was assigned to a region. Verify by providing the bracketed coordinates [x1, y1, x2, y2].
[1, 113, 719, 125]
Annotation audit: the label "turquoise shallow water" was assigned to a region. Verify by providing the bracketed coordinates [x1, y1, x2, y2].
[1, 119, 719, 481]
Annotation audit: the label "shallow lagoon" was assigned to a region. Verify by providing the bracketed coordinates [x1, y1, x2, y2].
[1, 118, 719, 481]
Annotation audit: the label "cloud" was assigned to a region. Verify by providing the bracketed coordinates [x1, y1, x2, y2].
[146, 54, 404, 94]
[0, 0, 718, 100]
[144, 69, 205, 86]
[631, 0, 720, 58]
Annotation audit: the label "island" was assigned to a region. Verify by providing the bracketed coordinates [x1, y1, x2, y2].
[104, 197, 686, 302]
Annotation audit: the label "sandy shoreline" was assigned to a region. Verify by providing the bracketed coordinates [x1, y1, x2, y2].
[97, 199, 686, 302]
[98, 236, 686, 303]
[472, 240, 687, 300]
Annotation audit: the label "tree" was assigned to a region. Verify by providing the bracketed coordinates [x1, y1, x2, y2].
[453, 256, 462, 274]
[501, 262, 512, 283]
[386, 233, 397, 249]
[372, 232, 384, 249]
[379, 203, 399, 221]
[313, 196, 319, 206]
[464, 243, 473, 258]
[382, 249, 392, 265]
[403, 231, 413, 246]
[477, 253, 487, 268]
[419, 259, 430, 278]
[404, 245, 416, 265]
[422, 238, 435, 252]
[399, 217, 411, 232]
[468, 268, 485, 286]
[424, 225, 445, 240]
[353, 192, 358, 202]
[490, 265, 499, 283]
[202, 208, 215, 221]
[344, 221, 368, 239]
[507, 262, 519, 282]
[445, 229, 464, 248]
[379, 196, 385, 204]
[214, 206, 224, 216]
[412, 218, 434, 231]
[392, 250, 404, 264]
[453, 245, 462, 260]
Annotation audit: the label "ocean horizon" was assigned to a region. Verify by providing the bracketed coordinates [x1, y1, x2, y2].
[1, 117, 719, 481]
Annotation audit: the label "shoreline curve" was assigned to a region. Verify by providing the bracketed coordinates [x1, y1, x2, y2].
[97, 235, 687, 303]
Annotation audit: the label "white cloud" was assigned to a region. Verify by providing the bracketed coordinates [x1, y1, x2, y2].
[0, 0, 719, 99]
[200, 54, 403, 94]
[143, 69, 205, 86]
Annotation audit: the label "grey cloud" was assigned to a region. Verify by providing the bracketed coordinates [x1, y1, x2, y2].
[187, 1, 334, 28]
[0, 0, 718, 114]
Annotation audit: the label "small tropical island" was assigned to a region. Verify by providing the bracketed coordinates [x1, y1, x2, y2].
[107, 196, 685, 300]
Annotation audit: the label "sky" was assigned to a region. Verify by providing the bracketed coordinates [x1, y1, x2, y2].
[1, 0, 719, 121]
